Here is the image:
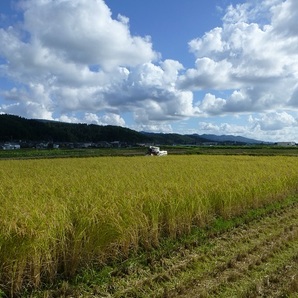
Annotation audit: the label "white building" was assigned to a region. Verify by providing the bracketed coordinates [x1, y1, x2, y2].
[2, 143, 21, 150]
[276, 142, 296, 146]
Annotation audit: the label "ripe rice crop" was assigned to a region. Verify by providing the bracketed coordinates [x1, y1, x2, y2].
[0, 155, 298, 296]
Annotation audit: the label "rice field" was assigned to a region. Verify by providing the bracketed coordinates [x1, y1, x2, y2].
[1, 155, 298, 296]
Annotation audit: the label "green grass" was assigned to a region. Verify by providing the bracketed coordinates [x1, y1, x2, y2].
[0, 147, 145, 159]
[0, 145, 297, 160]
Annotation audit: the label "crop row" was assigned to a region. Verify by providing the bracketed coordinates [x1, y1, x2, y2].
[0, 155, 298, 296]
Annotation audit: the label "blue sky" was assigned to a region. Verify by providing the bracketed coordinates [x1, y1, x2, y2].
[0, 0, 298, 142]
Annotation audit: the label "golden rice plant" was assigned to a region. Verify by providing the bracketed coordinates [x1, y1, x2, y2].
[0, 155, 298, 296]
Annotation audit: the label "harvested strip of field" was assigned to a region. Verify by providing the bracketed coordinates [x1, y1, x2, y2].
[173, 201, 298, 298]
[67, 197, 298, 298]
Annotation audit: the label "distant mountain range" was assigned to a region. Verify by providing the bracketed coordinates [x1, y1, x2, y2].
[200, 134, 264, 144]
[0, 114, 266, 145]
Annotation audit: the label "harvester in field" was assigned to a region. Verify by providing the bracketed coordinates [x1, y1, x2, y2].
[146, 146, 167, 156]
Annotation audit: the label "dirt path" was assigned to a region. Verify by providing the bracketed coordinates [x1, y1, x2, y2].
[108, 199, 298, 298]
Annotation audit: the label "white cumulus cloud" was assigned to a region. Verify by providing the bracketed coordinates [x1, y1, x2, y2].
[0, 0, 298, 142]
[180, 0, 298, 117]
[250, 111, 297, 131]
[0, 0, 197, 127]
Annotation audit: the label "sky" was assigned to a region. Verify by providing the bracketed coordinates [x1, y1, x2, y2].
[0, 0, 298, 142]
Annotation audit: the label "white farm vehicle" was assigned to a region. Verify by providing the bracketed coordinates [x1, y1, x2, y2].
[146, 146, 167, 156]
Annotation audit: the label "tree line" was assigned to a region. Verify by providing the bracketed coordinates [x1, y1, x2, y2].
[0, 114, 213, 145]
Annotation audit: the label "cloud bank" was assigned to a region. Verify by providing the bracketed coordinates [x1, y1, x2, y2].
[0, 0, 297, 141]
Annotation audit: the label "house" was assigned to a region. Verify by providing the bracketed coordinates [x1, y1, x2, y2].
[35, 142, 49, 149]
[2, 143, 21, 150]
[95, 141, 111, 148]
[74, 142, 93, 148]
[276, 142, 296, 147]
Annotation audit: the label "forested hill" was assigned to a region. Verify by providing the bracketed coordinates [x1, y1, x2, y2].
[0, 114, 207, 144]
[0, 114, 150, 143]
[0, 114, 261, 145]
